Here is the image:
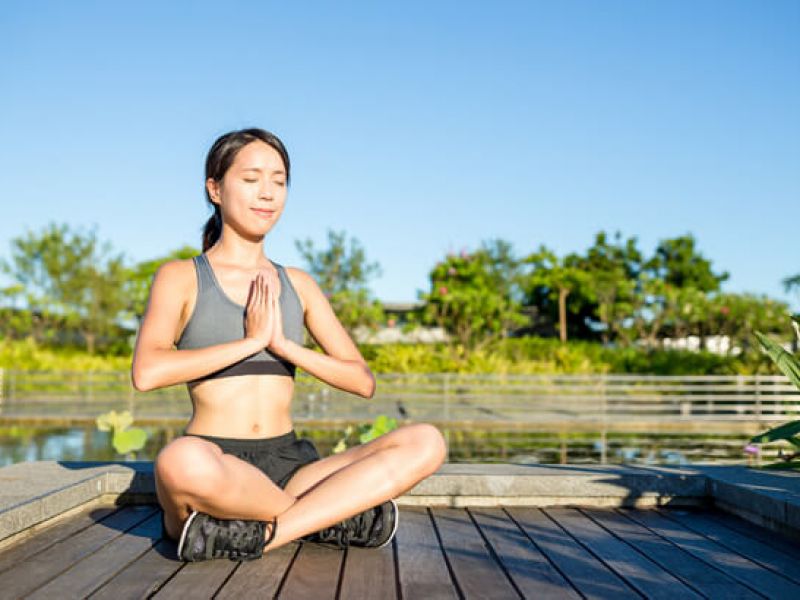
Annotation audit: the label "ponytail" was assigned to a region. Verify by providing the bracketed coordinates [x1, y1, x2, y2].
[202, 205, 223, 252]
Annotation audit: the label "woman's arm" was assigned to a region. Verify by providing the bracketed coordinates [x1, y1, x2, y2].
[131, 260, 264, 392]
[272, 268, 376, 398]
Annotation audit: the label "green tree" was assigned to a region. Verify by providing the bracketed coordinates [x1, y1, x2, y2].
[294, 229, 384, 337]
[0, 222, 129, 353]
[571, 232, 642, 345]
[646, 234, 728, 292]
[523, 246, 589, 343]
[419, 245, 527, 350]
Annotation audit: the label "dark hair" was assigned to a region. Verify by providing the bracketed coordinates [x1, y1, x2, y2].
[201, 128, 291, 251]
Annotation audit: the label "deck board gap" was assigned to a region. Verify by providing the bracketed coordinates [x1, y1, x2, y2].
[541, 508, 647, 599]
[464, 507, 524, 599]
[501, 507, 584, 599]
[426, 507, 465, 600]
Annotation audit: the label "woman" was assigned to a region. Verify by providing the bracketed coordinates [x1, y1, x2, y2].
[131, 128, 447, 562]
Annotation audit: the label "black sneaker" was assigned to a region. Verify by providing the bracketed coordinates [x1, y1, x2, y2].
[177, 510, 277, 562]
[302, 499, 398, 550]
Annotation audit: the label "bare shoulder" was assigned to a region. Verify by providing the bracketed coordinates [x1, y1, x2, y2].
[154, 257, 196, 290]
[283, 266, 316, 314]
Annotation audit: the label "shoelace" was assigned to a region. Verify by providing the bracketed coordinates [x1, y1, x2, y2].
[212, 517, 276, 561]
[313, 510, 371, 549]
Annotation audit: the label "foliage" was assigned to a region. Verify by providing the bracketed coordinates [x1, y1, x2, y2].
[417, 242, 528, 350]
[295, 229, 384, 336]
[332, 414, 398, 454]
[522, 246, 589, 342]
[0, 222, 129, 354]
[0, 337, 130, 371]
[750, 316, 800, 465]
[95, 409, 148, 457]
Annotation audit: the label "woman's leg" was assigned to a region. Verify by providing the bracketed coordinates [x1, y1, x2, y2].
[156, 422, 446, 548]
[155, 436, 296, 540]
[265, 423, 447, 551]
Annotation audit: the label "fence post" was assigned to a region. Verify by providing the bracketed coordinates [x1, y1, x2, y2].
[600, 374, 608, 464]
[443, 373, 451, 447]
[754, 374, 762, 423]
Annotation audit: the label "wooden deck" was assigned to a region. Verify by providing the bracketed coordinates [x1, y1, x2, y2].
[1, 503, 800, 599]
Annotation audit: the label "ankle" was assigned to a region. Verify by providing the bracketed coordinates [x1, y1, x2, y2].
[262, 516, 279, 552]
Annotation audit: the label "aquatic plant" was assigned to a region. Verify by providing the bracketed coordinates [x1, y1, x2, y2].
[750, 316, 800, 466]
[332, 414, 398, 454]
[95, 409, 148, 458]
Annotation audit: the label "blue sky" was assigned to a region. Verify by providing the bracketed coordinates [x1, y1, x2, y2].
[1, 1, 798, 309]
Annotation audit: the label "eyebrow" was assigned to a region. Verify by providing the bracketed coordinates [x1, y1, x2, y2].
[241, 167, 286, 175]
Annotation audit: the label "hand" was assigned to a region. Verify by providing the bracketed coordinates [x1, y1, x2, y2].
[264, 269, 288, 355]
[244, 272, 275, 348]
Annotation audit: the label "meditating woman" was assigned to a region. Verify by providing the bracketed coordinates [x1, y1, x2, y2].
[131, 127, 447, 561]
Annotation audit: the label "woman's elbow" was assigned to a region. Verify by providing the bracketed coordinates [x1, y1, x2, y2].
[131, 361, 157, 392]
[359, 368, 376, 399]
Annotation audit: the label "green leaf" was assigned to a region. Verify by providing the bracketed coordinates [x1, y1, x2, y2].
[750, 420, 800, 444]
[754, 331, 800, 390]
[96, 409, 133, 432]
[332, 439, 348, 454]
[112, 427, 147, 454]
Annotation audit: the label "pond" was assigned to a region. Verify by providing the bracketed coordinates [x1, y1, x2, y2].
[0, 424, 770, 468]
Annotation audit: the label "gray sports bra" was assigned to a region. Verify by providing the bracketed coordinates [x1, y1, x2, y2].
[176, 253, 305, 380]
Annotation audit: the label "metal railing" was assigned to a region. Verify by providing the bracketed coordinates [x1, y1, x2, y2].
[0, 370, 796, 433]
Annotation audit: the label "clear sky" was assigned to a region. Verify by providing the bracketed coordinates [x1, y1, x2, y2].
[1, 1, 798, 309]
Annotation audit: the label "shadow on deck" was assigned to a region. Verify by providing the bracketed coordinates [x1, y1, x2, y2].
[2, 461, 800, 598]
[2, 502, 800, 598]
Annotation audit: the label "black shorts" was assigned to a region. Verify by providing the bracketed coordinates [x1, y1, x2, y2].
[183, 429, 321, 489]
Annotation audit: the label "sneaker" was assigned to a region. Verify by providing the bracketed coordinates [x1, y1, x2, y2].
[177, 510, 277, 562]
[302, 499, 399, 550]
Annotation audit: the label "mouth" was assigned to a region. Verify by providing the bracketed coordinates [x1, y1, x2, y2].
[251, 209, 275, 219]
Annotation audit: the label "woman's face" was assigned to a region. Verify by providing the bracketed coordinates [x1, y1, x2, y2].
[207, 140, 288, 239]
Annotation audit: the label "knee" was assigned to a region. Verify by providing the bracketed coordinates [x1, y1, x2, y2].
[155, 437, 224, 498]
[406, 423, 447, 472]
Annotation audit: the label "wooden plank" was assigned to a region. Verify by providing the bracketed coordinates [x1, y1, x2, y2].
[26, 510, 163, 599]
[659, 508, 800, 585]
[0, 505, 157, 599]
[471, 508, 580, 599]
[430, 507, 521, 599]
[89, 538, 183, 599]
[546, 508, 700, 599]
[622, 509, 800, 598]
[506, 507, 635, 599]
[0, 503, 120, 575]
[215, 542, 299, 598]
[338, 542, 397, 599]
[707, 510, 800, 559]
[150, 555, 237, 598]
[395, 506, 457, 600]
[585, 509, 760, 599]
[277, 540, 344, 599]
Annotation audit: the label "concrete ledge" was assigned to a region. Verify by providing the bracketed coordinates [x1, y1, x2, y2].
[1, 460, 800, 544]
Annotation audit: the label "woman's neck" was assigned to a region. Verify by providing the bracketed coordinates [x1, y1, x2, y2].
[208, 234, 269, 268]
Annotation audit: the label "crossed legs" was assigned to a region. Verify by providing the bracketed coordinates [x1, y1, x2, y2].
[155, 423, 447, 552]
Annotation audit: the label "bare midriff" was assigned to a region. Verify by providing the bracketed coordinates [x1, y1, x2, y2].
[183, 375, 296, 438]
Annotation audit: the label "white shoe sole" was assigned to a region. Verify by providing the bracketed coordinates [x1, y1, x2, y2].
[177, 510, 199, 560]
[376, 499, 399, 549]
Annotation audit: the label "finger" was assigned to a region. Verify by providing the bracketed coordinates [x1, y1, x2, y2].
[255, 274, 264, 307]
[246, 278, 256, 308]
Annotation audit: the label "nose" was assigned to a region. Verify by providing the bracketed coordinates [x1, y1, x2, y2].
[259, 181, 274, 200]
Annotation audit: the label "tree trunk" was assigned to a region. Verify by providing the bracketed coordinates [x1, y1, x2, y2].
[558, 287, 570, 343]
